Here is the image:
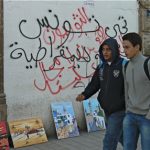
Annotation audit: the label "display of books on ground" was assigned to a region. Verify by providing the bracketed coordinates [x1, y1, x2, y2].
[0, 121, 9, 150]
[51, 101, 79, 139]
[83, 98, 106, 132]
[8, 118, 48, 148]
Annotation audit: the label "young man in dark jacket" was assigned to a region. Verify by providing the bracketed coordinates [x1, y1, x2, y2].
[76, 38, 126, 150]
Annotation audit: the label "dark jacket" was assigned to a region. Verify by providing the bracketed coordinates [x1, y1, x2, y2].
[82, 38, 125, 116]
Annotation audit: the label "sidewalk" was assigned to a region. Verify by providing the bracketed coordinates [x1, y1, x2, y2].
[10, 130, 141, 150]
[11, 131, 141, 150]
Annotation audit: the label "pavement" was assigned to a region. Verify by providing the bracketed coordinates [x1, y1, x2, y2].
[10, 130, 141, 150]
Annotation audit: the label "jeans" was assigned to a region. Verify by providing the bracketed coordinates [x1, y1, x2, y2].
[103, 111, 125, 150]
[123, 112, 150, 150]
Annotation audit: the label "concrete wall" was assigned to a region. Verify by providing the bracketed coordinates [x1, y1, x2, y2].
[4, 0, 138, 135]
[139, 0, 150, 56]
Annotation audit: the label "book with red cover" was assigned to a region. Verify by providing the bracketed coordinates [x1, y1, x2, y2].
[0, 121, 9, 150]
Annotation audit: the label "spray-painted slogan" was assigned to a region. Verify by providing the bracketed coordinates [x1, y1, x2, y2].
[9, 7, 128, 95]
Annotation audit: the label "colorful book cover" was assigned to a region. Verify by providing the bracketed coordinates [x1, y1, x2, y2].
[0, 121, 10, 150]
[8, 118, 48, 148]
[83, 98, 106, 132]
[51, 101, 79, 139]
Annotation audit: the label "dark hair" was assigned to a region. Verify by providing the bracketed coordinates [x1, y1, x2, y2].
[122, 32, 142, 51]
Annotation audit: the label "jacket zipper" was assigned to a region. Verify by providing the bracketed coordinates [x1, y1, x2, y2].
[105, 65, 110, 94]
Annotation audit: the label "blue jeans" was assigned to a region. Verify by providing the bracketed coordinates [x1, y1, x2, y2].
[123, 112, 150, 150]
[103, 111, 125, 150]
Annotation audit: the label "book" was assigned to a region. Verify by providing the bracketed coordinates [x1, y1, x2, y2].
[0, 121, 9, 150]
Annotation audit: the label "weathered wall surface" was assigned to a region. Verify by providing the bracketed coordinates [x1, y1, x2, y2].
[4, 0, 138, 135]
[139, 0, 150, 56]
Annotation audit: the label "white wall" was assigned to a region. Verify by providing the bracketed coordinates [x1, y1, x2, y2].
[4, 0, 138, 135]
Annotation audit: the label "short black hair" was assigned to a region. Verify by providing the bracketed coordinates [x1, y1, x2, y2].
[122, 32, 142, 51]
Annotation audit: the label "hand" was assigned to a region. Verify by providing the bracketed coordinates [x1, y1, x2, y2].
[76, 94, 85, 102]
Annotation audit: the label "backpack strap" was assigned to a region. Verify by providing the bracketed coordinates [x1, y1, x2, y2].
[98, 59, 104, 69]
[122, 58, 128, 66]
[144, 57, 150, 80]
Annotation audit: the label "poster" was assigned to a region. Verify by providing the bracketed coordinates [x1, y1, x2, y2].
[8, 118, 48, 148]
[83, 99, 106, 132]
[51, 102, 79, 139]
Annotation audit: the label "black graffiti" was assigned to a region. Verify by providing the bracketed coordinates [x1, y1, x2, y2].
[58, 16, 101, 48]
[19, 10, 59, 39]
[59, 46, 91, 62]
[105, 16, 128, 38]
[63, 18, 100, 34]
[11, 8, 129, 73]
[10, 38, 47, 68]
[44, 45, 92, 71]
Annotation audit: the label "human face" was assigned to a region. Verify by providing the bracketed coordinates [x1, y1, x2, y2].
[102, 45, 112, 62]
[123, 40, 140, 59]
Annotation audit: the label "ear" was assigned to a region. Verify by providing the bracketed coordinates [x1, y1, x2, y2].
[135, 44, 140, 51]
